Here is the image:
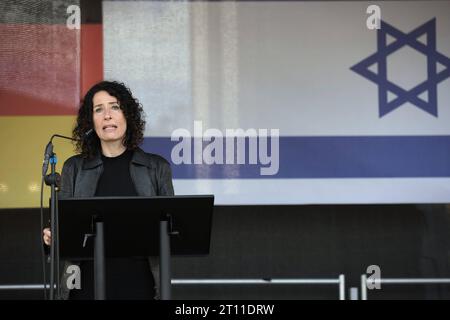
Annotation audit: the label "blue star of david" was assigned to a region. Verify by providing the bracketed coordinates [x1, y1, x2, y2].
[351, 18, 450, 117]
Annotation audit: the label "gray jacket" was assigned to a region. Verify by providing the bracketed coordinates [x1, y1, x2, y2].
[58, 147, 174, 299]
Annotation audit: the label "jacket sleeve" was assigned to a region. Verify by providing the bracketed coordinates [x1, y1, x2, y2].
[59, 157, 77, 199]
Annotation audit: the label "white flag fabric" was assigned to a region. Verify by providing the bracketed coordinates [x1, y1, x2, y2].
[104, 1, 450, 204]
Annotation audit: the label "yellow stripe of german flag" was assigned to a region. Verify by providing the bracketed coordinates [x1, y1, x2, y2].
[0, 116, 77, 208]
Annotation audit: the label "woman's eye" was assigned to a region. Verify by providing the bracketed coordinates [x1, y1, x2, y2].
[94, 107, 102, 113]
[111, 104, 120, 110]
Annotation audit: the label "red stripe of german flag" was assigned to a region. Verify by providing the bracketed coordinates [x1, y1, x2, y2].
[0, 0, 103, 116]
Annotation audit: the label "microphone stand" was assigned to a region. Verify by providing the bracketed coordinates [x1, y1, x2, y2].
[43, 134, 73, 300]
[45, 151, 60, 300]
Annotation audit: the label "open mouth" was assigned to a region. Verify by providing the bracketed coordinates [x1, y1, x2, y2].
[103, 125, 117, 130]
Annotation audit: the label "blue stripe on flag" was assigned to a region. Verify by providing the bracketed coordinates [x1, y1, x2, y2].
[141, 136, 450, 179]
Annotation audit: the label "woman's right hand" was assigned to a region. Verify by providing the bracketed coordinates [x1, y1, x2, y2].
[43, 228, 52, 246]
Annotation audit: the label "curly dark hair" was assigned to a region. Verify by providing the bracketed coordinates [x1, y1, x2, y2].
[73, 81, 146, 158]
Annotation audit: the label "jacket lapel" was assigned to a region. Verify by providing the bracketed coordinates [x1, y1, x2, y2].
[74, 153, 103, 197]
[73, 148, 157, 197]
[130, 148, 157, 196]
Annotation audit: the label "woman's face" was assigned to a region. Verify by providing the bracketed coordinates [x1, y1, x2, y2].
[92, 90, 127, 145]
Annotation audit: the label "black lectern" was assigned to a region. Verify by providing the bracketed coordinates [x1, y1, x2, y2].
[57, 195, 214, 300]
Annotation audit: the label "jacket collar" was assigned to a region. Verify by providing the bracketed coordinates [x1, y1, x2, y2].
[131, 147, 153, 168]
[82, 153, 102, 170]
[82, 147, 152, 169]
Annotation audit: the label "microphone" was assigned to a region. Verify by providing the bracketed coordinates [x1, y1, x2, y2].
[42, 135, 73, 177]
[42, 141, 54, 177]
[41, 133, 87, 177]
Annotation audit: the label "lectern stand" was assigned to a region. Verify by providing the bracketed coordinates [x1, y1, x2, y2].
[57, 195, 214, 300]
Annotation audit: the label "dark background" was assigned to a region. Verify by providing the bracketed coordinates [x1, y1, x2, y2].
[1, 204, 450, 300]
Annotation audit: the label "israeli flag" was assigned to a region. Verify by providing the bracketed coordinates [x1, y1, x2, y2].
[104, 1, 450, 204]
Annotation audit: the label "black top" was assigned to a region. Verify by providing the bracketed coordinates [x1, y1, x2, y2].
[95, 150, 137, 197]
[70, 149, 155, 300]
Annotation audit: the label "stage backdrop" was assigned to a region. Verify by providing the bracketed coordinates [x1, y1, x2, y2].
[104, 0, 450, 205]
[1, 1, 450, 208]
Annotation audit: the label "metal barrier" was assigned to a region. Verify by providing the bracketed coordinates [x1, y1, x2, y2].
[360, 275, 450, 300]
[172, 275, 346, 300]
[0, 275, 346, 300]
[0, 284, 54, 290]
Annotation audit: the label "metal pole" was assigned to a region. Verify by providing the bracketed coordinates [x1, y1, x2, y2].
[160, 220, 171, 300]
[380, 278, 450, 284]
[94, 221, 106, 300]
[171, 279, 340, 285]
[172, 277, 346, 300]
[349, 287, 359, 300]
[339, 274, 345, 300]
[0, 284, 56, 290]
[361, 275, 367, 300]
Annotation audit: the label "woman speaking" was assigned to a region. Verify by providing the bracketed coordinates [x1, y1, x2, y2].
[43, 81, 174, 299]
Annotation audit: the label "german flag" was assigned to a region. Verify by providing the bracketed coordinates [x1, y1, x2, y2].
[0, 0, 103, 208]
